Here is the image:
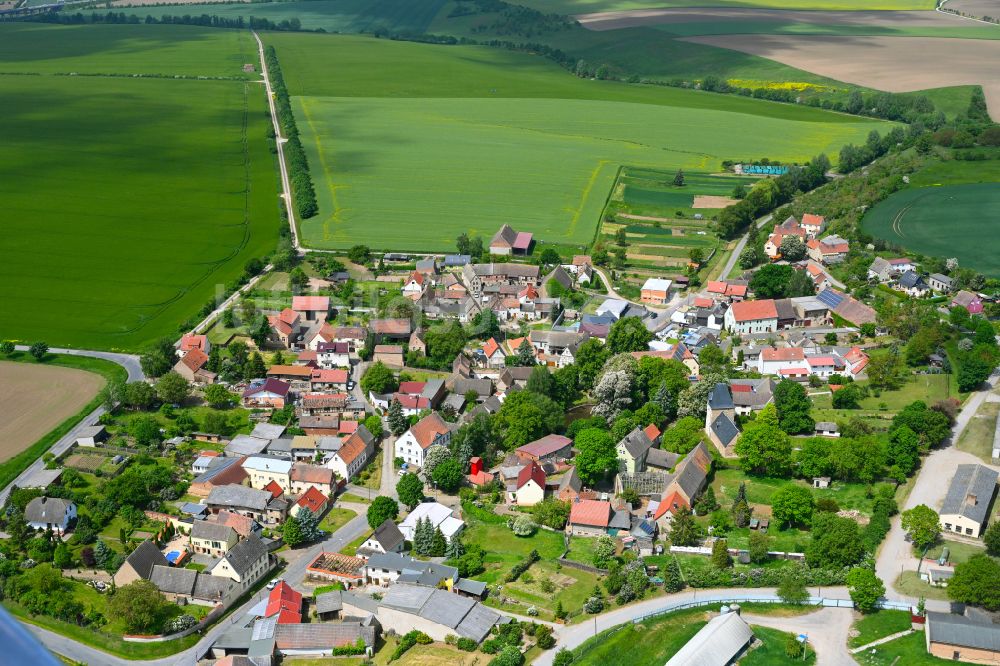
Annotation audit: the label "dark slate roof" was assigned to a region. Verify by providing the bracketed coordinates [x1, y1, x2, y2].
[150, 564, 197, 595]
[707, 383, 734, 410]
[940, 464, 999, 526]
[341, 590, 380, 614]
[898, 270, 926, 289]
[557, 466, 582, 495]
[711, 412, 740, 447]
[121, 540, 169, 580]
[928, 611, 1000, 651]
[24, 497, 73, 524]
[646, 448, 680, 471]
[609, 508, 631, 530]
[454, 578, 488, 596]
[671, 441, 712, 500]
[193, 572, 233, 601]
[192, 520, 236, 543]
[618, 427, 653, 459]
[207, 485, 271, 511]
[223, 533, 268, 577]
[370, 519, 405, 553]
[315, 591, 343, 614]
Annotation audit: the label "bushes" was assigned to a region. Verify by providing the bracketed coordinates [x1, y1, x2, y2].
[684, 563, 849, 589]
[456, 637, 478, 651]
[461, 499, 507, 524]
[390, 630, 432, 661]
[331, 638, 367, 656]
[505, 549, 540, 583]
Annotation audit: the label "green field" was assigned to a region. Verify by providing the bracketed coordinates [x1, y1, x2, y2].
[0, 24, 279, 350]
[141, 0, 446, 34]
[267, 33, 890, 251]
[862, 182, 1000, 277]
[514, 0, 937, 12]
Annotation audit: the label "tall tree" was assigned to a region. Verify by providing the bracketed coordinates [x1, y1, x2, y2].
[396, 472, 424, 510]
[669, 506, 702, 546]
[607, 317, 653, 354]
[846, 567, 885, 613]
[366, 496, 399, 529]
[948, 555, 1000, 610]
[901, 504, 940, 550]
[155, 372, 190, 405]
[771, 485, 815, 528]
[573, 428, 617, 485]
[244, 352, 266, 381]
[734, 404, 793, 477]
[387, 399, 408, 436]
[773, 380, 814, 434]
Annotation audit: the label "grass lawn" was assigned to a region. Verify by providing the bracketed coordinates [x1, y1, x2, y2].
[0, 353, 125, 490]
[854, 631, 953, 666]
[341, 532, 368, 557]
[340, 492, 372, 504]
[0, 24, 279, 350]
[355, 447, 383, 491]
[894, 571, 950, 601]
[849, 610, 913, 648]
[573, 605, 709, 666]
[956, 400, 1000, 463]
[464, 519, 599, 620]
[712, 468, 877, 515]
[742, 626, 816, 665]
[265, 33, 890, 252]
[320, 507, 357, 534]
[926, 539, 986, 565]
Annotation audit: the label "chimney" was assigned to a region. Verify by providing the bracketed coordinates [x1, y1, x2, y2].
[966, 493, 978, 506]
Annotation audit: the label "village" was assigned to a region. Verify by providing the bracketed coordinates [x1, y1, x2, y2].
[5, 217, 1000, 666]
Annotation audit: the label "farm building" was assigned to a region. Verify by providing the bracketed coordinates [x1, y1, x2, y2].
[640, 278, 673, 305]
[926, 610, 1000, 664]
[666, 609, 755, 665]
[939, 464, 998, 538]
[489, 224, 533, 255]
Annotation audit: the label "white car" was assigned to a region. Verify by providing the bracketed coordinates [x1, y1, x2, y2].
[266, 577, 282, 590]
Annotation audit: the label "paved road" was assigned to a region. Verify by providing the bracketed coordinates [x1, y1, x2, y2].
[190, 263, 274, 337]
[743, 607, 857, 666]
[876, 371, 1000, 600]
[0, 347, 144, 507]
[719, 213, 773, 279]
[533, 587, 856, 666]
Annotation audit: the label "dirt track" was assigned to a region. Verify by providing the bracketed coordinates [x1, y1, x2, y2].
[574, 7, 968, 30]
[0, 361, 104, 462]
[683, 33, 1000, 120]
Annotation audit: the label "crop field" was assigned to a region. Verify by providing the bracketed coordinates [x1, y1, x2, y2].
[515, 0, 937, 13]
[267, 33, 890, 252]
[141, 0, 446, 34]
[862, 183, 1000, 277]
[0, 24, 279, 350]
[597, 168, 757, 273]
[0, 362, 104, 463]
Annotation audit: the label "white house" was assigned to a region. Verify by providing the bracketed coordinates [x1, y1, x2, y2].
[24, 497, 76, 535]
[395, 412, 451, 468]
[316, 342, 351, 368]
[928, 273, 953, 293]
[481, 338, 507, 368]
[724, 300, 778, 335]
[241, 456, 292, 492]
[506, 462, 546, 507]
[398, 502, 465, 542]
[756, 347, 806, 375]
[800, 213, 826, 237]
[208, 533, 271, 593]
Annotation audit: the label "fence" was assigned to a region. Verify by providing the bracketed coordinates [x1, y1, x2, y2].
[628, 595, 913, 625]
[558, 554, 607, 575]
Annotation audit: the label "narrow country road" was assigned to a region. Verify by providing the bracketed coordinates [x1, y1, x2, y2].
[719, 213, 773, 279]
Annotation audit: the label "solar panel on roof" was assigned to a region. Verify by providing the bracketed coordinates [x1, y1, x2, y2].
[817, 289, 843, 307]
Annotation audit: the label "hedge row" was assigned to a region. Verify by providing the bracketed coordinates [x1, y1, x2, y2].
[264, 45, 318, 220]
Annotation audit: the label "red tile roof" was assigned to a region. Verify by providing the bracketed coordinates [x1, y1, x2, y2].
[569, 499, 612, 528]
[373, 319, 411, 335]
[291, 464, 334, 485]
[762, 347, 805, 362]
[179, 348, 209, 372]
[263, 480, 284, 498]
[653, 491, 688, 520]
[398, 381, 426, 395]
[180, 334, 208, 352]
[643, 424, 661, 441]
[519, 284, 538, 300]
[517, 434, 572, 459]
[778, 367, 809, 376]
[468, 470, 495, 486]
[516, 462, 546, 490]
[292, 296, 330, 312]
[513, 232, 533, 250]
[266, 581, 303, 623]
[693, 297, 713, 308]
[801, 213, 825, 227]
[395, 394, 430, 410]
[311, 369, 348, 384]
[407, 412, 450, 449]
[278, 308, 299, 326]
[483, 338, 502, 358]
[707, 281, 727, 294]
[268, 365, 313, 378]
[406, 271, 425, 286]
[337, 429, 369, 466]
[729, 299, 778, 322]
[339, 421, 358, 435]
[296, 486, 329, 513]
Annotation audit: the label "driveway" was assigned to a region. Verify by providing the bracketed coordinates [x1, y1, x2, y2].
[876, 372, 1000, 602]
[743, 608, 857, 666]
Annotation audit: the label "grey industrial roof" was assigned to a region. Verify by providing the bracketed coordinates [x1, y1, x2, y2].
[341, 590, 380, 614]
[928, 611, 1000, 651]
[226, 435, 271, 457]
[711, 412, 740, 447]
[940, 464, 999, 526]
[150, 565, 197, 595]
[421, 589, 476, 628]
[815, 421, 839, 431]
[19, 468, 62, 489]
[455, 601, 503, 642]
[315, 591, 343, 614]
[180, 502, 208, 516]
[666, 611, 754, 665]
[381, 583, 435, 612]
[454, 578, 488, 596]
[207, 484, 272, 511]
[275, 622, 376, 650]
[251, 423, 287, 440]
[213, 626, 253, 650]
[707, 383, 734, 410]
[222, 533, 268, 577]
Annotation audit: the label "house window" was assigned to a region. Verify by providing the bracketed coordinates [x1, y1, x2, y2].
[953, 651, 960, 660]
[965, 528, 973, 535]
[944, 523, 952, 530]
